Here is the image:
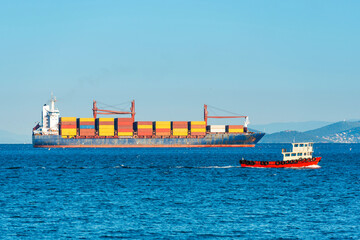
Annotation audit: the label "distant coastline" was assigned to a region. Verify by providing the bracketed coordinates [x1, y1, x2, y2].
[257, 121, 360, 143]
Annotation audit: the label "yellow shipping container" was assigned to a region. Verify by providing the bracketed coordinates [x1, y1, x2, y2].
[190, 128, 206, 133]
[79, 118, 95, 122]
[99, 129, 114, 132]
[118, 132, 134, 136]
[155, 121, 171, 128]
[61, 129, 77, 135]
[99, 118, 114, 122]
[190, 121, 206, 125]
[138, 125, 152, 129]
[61, 117, 76, 122]
[173, 129, 188, 136]
[99, 125, 114, 129]
[228, 129, 244, 133]
[99, 132, 114, 136]
[99, 133, 114, 136]
[99, 130, 114, 135]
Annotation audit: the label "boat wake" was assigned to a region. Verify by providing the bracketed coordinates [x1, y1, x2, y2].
[175, 165, 240, 169]
[288, 165, 321, 169]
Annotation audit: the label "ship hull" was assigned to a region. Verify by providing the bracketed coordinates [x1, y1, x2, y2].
[32, 132, 265, 148]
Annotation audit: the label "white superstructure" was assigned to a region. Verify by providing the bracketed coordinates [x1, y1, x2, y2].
[34, 95, 60, 135]
[282, 142, 314, 161]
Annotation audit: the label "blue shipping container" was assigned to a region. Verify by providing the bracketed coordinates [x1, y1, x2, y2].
[79, 125, 95, 129]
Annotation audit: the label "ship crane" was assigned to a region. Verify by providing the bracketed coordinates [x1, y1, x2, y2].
[92, 100, 136, 121]
[204, 104, 249, 128]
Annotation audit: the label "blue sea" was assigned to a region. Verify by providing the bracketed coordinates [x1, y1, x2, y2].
[0, 144, 359, 239]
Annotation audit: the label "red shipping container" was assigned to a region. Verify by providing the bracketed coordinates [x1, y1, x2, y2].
[117, 125, 133, 130]
[156, 132, 171, 136]
[117, 122, 133, 126]
[172, 122, 188, 128]
[190, 125, 206, 128]
[138, 129, 153, 133]
[155, 129, 171, 133]
[137, 121, 152, 125]
[80, 129, 95, 136]
[190, 132, 206, 136]
[117, 129, 133, 133]
[60, 121, 76, 126]
[117, 118, 133, 123]
[138, 134, 153, 137]
[60, 125, 77, 129]
[228, 125, 243, 129]
[98, 122, 114, 126]
[138, 129, 153, 136]
[79, 121, 95, 125]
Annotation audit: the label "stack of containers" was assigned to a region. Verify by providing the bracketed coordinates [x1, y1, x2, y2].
[78, 118, 95, 136]
[116, 118, 134, 137]
[155, 121, 171, 136]
[97, 118, 115, 136]
[60, 117, 77, 137]
[172, 121, 188, 136]
[136, 121, 153, 136]
[209, 125, 226, 133]
[226, 125, 244, 133]
[189, 121, 206, 136]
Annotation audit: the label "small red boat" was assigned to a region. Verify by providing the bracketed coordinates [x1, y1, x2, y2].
[240, 142, 322, 168]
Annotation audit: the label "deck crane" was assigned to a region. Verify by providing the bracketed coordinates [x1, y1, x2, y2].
[92, 100, 135, 122]
[204, 104, 249, 130]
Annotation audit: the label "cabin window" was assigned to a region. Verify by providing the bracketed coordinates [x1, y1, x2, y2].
[304, 153, 307, 156]
[297, 153, 302, 156]
[305, 144, 307, 147]
[294, 144, 298, 147]
[291, 153, 296, 156]
[285, 154, 290, 157]
[300, 144, 304, 147]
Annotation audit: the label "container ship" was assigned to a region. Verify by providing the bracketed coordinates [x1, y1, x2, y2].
[32, 96, 265, 148]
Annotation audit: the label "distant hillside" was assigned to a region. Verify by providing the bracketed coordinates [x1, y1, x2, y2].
[0, 130, 31, 144]
[322, 127, 360, 143]
[305, 121, 360, 138]
[259, 121, 360, 143]
[252, 121, 331, 134]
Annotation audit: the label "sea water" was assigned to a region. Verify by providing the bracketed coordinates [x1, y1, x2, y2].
[0, 144, 359, 239]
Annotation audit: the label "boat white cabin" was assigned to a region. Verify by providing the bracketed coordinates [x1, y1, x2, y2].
[282, 142, 314, 161]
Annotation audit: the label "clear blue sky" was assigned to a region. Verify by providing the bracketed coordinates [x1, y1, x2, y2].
[1, 1, 359, 135]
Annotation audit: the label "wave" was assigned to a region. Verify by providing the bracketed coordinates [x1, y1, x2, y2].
[5, 167, 22, 169]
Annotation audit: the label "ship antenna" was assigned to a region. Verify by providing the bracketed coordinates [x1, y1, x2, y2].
[50, 92, 57, 112]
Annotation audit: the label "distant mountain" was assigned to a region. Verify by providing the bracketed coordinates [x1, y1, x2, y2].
[0, 130, 31, 144]
[252, 121, 332, 134]
[304, 121, 360, 138]
[259, 121, 360, 143]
